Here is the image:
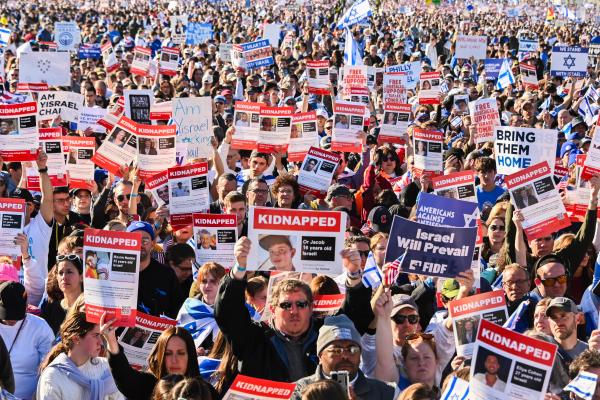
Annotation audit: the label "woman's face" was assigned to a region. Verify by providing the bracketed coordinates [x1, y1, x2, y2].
[404, 340, 437, 386]
[534, 305, 551, 335]
[78, 325, 103, 358]
[372, 238, 388, 266]
[199, 272, 221, 305]
[116, 130, 125, 141]
[57, 261, 83, 294]
[277, 185, 295, 208]
[380, 153, 397, 175]
[487, 217, 506, 245]
[164, 336, 188, 375]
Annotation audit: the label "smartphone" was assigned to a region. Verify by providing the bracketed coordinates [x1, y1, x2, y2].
[330, 370, 349, 395]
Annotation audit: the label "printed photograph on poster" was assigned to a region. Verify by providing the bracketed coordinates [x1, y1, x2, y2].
[581, 125, 600, 180]
[145, 170, 170, 207]
[453, 94, 469, 115]
[257, 106, 293, 153]
[27, 127, 67, 190]
[288, 111, 319, 162]
[64, 136, 96, 189]
[418, 72, 441, 104]
[168, 162, 210, 214]
[247, 207, 346, 275]
[331, 100, 365, 153]
[297, 147, 341, 195]
[135, 122, 177, 180]
[193, 213, 237, 269]
[432, 170, 477, 202]
[0, 198, 25, 257]
[231, 102, 261, 149]
[306, 60, 330, 95]
[412, 128, 443, 178]
[91, 116, 138, 176]
[379, 103, 411, 144]
[0, 102, 39, 162]
[124, 89, 154, 125]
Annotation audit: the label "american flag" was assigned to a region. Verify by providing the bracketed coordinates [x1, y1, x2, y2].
[382, 253, 405, 287]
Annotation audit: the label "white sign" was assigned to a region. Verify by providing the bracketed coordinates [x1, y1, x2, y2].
[171, 97, 213, 159]
[455, 35, 488, 60]
[19, 52, 71, 86]
[55, 21, 81, 51]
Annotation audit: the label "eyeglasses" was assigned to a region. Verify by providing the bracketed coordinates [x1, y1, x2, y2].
[392, 314, 420, 325]
[57, 254, 81, 262]
[406, 332, 434, 342]
[278, 300, 310, 310]
[488, 224, 505, 232]
[277, 188, 294, 195]
[539, 275, 568, 287]
[381, 156, 394, 162]
[116, 194, 131, 202]
[502, 279, 529, 288]
[357, 250, 370, 258]
[325, 345, 361, 357]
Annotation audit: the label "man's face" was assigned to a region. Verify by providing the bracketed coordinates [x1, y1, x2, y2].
[536, 262, 567, 298]
[250, 156, 268, 177]
[268, 243, 295, 270]
[307, 160, 317, 171]
[548, 309, 577, 341]
[53, 192, 72, 218]
[477, 169, 496, 188]
[349, 241, 370, 268]
[484, 355, 500, 374]
[247, 182, 269, 206]
[530, 236, 554, 257]
[139, 231, 154, 261]
[391, 308, 419, 345]
[273, 289, 312, 337]
[224, 201, 247, 227]
[319, 339, 361, 377]
[74, 190, 92, 210]
[157, 186, 169, 203]
[218, 178, 237, 202]
[502, 268, 530, 302]
[172, 257, 193, 283]
[330, 194, 353, 210]
[114, 184, 132, 213]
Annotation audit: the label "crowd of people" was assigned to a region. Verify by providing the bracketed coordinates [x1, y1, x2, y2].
[1, 0, 600, 399]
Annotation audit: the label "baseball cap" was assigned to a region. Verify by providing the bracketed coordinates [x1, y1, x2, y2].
[69, 188, 92, 197]
[326, 184, 352, 202]
[10, 188, 34, 203]
[560, 141, 578, 158]
[316, 314, 362, 355]
[545, 297, 578, 316]
[126, 221, 155, 241]
[316, 108, 329, 119]
[0, 281, 26, 321]
[221, 89, 233, 96]
[258, 235, 292, 251]
[368, 206, 392, 233]
[214, 95, 226, 103]
[391, 294, 418, 316]
[441, 279, 460, 299]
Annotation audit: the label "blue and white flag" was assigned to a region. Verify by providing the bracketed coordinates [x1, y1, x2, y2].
[336, 0, 372, 30]
[440, 376, 469, 400]
[564, 371, 598, 400]
[503, 299, 530, 332]
[177, 297, 219, 348]
[344, 28, 363, 66]
[579, 86, 600, 125]
[198, 356, 221, 381]
[362, 252, 382, 288]
[496, 59, 515, 90]
[186, 23, 213, 45]
[0, 28, 10, 47]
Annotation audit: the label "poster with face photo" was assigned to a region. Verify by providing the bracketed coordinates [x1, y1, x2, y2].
[130, 46, 152, 77]
[64, 136, 96, 189]
[145, 170, 169, 207]
[453, 94, 470, 115]
[231, 101, 261, 150]
[101, 42, 119, 73]
[379, 102, 411, 144]
[26, 127, 67, 191]
[124, 89, 155, 125]
[297, 147, 341, 196]
[167, 162, 210, 214]
[0, 198, 25, 257]
[247, 207, 346, 275]
[158, 47, 180, 76]
[193, 213, 237, 269]
[257, 106, 293, 153]
[91, 115, 138, 176]
[136, 122, 177, 181]
[288, 111, 319, 162]
[418, 71, 441, 105]
[306, 60, 330, 95]
[331, 100, 365, 153]
[0, 102, 39, 162]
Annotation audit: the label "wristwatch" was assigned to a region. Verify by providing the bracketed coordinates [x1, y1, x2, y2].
[38, 167, 49, 173]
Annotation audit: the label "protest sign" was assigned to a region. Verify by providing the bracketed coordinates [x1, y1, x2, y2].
[484, 58, 504, 80]
[78, 43, 102, 59]
[124, 89, 154, 125]
[341, 66, 368, 97]
[494, 127, 558, 175]
[168, 162, 210, 214]
[432, 170, 477, 202]
[264, 23, 282, 47]
[386, 61, 421, 90]
[145, 170, 169, 207]
[27, 128, 67, 190]
[590, 39, 600, 68]
[19, 52, 70, 86]
[470, 319, 557, 400]
[37, 90, 84, 121]
[418, 72, 441, 104]
[469, 98, 500, 143]
[247, 207, 346, 275]
[54, 21, 81, 51]
[0, 102, 39, 162]
[232, 101, 261, 149]
[416, 192, 479, 228]
[383, 73, 407, 105]
[101, 42, 119, 73]
[551, 46, 588, 77]
[171, 97, 213, 159]
[455, 35, 488, 59]
[505, 161, 570, 240]
[231, 45, 246, 70]
[453, 94, 470, 115]
[235, 40, 274, 69]
[581, 125, 600, 180]
[185, 23, 213, 45]
[331, 100, 365, 153]
[97, 101, 124, 132]
[150, 101, 172, 121]
[288, 112, 319, 162]
[64, 136, 95, 189]
[218, 43, 232, 63]
[77, 107, 107, 133]
[566, 155, 589, 222]
[159, 47, 180, 76]
[92, 116, 138, 176]
[385, 215, 477, 278]
[379, 103, 410, 144]
[135, 122, 177, 181]
[519, 35, 539, 53]
[346, 86, 370, 105]
[313, 294, 346, 314]
[193, 213, 237, 269]
[412, 128, 443, 178]
[297, 147, 341, 196]
[448, 290, 508, 357]
[83, 229, 141, 327]
[306, 60, 330, 95]
[366, 66, 383, 89]
[0, 198, 25, 257]
[257, 106, 293, 153]
[130, 47, 152, 77]
[117, 312, 176, 370]
[222, 374, 296, 400]
[520, 63, 539, 90]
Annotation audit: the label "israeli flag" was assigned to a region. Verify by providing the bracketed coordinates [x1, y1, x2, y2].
[564, 371, 598, 400]
[496, 59, 515, 90]
[177, 298, 219, 348]
[344, 28, 364, 66]
[579, 86, 600, 125]
[503, 299, 530, 333]
[362, 252, 382, 288]
[0, 28, 10, 47]
[440, 376, 469, 400]
[336, 0, 373, 30]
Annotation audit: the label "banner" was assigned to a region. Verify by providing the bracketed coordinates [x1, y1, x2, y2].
[83, 229, 141, 327]
[185, 23, 213, 45]
[448, 290, 507, 357]
[379, 102, 410, 144]
[484, 59, 504, 81]
[505, 161, 570, 240]
[551, 46, 588, 77]
[150, 101, 172, 121]
[418, 72, 441, 104]
[416, 192, 479, 228]
[222, 374, 296, 400]
[331, 100, 365, 153]
[386, 61, 421, 90]
[0, 102, 39, 162]
[432, 170, 477, 202]
[26, 128, 67, 190]
[0, 198, 25, 257]
[288, 112, 319, 162]
[520, 63, 539, 90]
[306, 60, 330, 95]
[257, 106, 293, 153]
[101, 42, 119, 73]
[136, 122, 177, 181]
[117, 312, 176, 370]
[54, 21, 81, 51]
[193, 213, 237, 269]
[412, 128, 443, 178]
[91, 116, 138, 176]
[385, 215, 477, 278]
[494, 127, 558, 175]
[77, 107, 107, 133]
[232, 101, 261, 150]
[247, 207, 346, 274]
[297, 147, 341, 196]
[470, 319, 557, 400]
[168, 162, 210, 214]
[124, 89, 154, 125]
[219, 43, 233, 63]
[455, 35, 488, 60]
[382, 73, 407, 105]
[469, 98, 500, 144]
[37, 91, 84, 122]
[171, 97, 213, 159]
[235, 40, 273, 69]
[159, 47, 180, 76]
[64, 136, 95, 189]
[19, 52, 70, 86]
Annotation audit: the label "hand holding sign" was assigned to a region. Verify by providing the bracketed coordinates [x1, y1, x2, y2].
[234, 236, 251, 272]
[341, 248, 361, 276]
[35, 148, 48, 170]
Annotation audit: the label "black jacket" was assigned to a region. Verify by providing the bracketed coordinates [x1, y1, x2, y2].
[0, 335, 14, 394]
[214, 274, 374, 382]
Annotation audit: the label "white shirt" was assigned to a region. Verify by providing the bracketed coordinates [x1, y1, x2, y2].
[473, 372, 507, 391]
[23, 212, 52, 305]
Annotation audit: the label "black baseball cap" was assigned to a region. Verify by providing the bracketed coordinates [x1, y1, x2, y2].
[0, 281, 26, 321]
[10, 188, 34, 203]
[368, 206, 392, 233]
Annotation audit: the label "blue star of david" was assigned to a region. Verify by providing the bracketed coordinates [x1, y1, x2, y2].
[563, 54, 576, 69]
[449, 395, 460, 400]
[349, 7, 358, 17]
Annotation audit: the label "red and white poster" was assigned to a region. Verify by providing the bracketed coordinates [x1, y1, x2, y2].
[0, 198, 25, 257]
[0, 102, 39, 162]
[288, 112, 319, 162]
[247, 207, 346, 275]
[145, 170, 170, 207]
[64, 136, 96, 190]
[101, 42, 120, 73]
[469, 98, 500, 144]
[566, 154, 589, 222]
[306, 60, 330, 95]
[16, 83, 49, 93]
[418, 72, 441, 104]
[97, 100, 124, 132]
[136, 122, 177, 181]
[412, 128, 443, 178]
[432, 170, 477, 202]
[313, 294, 345, 314]
[297, 147, 341, 196]
[92, 115, 138, 176]
[158, 47, 180, 76]
[581, 124, 600, 180]
[222, 374, 296, 400]
[27, 127, 67, 191]
[83, 229, 141, 327]
[150, 101, 172, 121]
[232, 101, 261, 150]
[505, 161, 570, 240]
[331, 100, 365, 153]
[520, 63, 539, 90]
[168, 162, 210, 214]
[379, 102, 411, 144]
[193, 213, 237, 269]
[341, 65, 368, 98]
[257, 106, 293, 153]
[130, 47, 152, 77]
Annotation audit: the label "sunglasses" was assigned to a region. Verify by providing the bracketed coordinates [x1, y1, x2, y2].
[539, 275, 568, 287]
[116, 194, 131, 202]
[358, 250, 370, 258]
[56, 254, 81, 262]
[278, 300, 310, 310]
[392, 314, 419, 325]
[488, 224, 505, 232]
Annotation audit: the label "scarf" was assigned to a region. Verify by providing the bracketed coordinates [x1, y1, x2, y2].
[48, 353, 117, 400]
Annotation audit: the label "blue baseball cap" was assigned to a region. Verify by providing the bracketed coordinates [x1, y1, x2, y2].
[126, 221, 155, 241]
[214, 95, 226, 103]
[560, 141, 578, 158]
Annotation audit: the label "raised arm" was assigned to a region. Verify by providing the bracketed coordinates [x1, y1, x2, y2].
[36, 150, 54, 225]
[374, 289, 398, 383]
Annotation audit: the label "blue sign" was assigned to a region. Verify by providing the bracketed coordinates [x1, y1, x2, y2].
[416, 192, 479, 228]
[78, 43, 102, 59]
[484, 59, 503, 80]
[240, 39, 274, 69]
[551, 46, 588, 78]
[385, 216, 477, 278]
[186, 23, 213, 45]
